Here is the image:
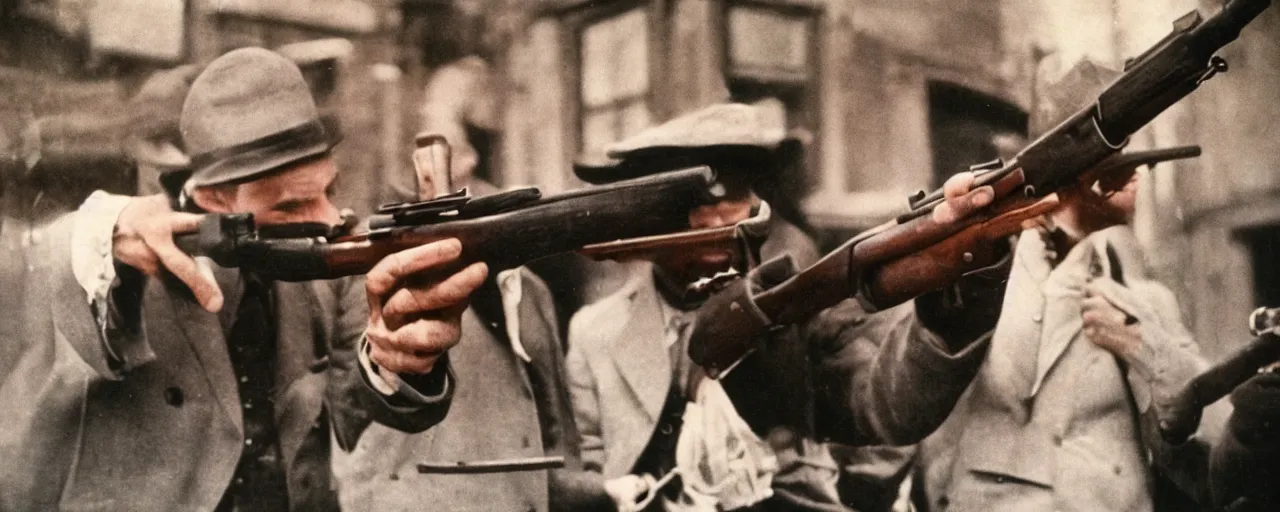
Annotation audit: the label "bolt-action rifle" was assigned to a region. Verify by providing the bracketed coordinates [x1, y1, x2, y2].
[174, 136, 770, 288]
[689, 0, 1271, 376]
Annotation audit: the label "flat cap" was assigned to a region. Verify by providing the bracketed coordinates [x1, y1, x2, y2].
[575, 102, 796, 184]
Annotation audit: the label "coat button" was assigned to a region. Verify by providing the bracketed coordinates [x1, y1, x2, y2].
[1032, 313, 1043, 323]
[660, 424, 674, 435]
[164, 387, 184, 407]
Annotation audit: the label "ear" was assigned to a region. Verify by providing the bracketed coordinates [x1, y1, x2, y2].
[189, 185, 235, 213]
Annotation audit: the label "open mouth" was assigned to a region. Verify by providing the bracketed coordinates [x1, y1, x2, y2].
[697, 251, 732, 266]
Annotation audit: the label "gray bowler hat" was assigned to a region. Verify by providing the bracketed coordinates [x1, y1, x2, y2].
[181, 47, 338, 187]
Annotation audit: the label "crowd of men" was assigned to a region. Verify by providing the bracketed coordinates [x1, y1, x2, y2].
[0, 42, 1276, 512]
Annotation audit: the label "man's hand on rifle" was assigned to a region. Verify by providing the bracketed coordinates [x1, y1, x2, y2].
[113, 194, 223, 312]
[364, 239, 488, 375]
[931, 171, 995, 225]
[913, 171, 1011, 350]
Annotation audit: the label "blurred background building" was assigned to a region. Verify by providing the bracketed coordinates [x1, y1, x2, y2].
[2, 0, 1278, 359]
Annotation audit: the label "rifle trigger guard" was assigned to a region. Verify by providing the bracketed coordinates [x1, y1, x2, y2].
[1196, 56, 1228, 86]
[1249, 306, 1280, 337]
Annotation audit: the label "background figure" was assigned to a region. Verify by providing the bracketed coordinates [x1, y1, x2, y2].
[910, 58, 1226, 512]
[332, 55, 603, 512]
[564, 103, 1000, 511]
[566, 103, 849, 511]
[126, 64, 200, 196]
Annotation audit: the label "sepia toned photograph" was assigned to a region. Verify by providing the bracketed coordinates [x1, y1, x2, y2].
[1, 0, 1278, 510]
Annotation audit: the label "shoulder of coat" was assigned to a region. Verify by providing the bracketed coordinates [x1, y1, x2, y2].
[567, 265, 652, 352]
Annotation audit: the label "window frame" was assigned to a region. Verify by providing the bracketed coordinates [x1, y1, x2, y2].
[718, 0, 823, 205]
[560, 0, 664, 161]
[720, 0, 820, 88]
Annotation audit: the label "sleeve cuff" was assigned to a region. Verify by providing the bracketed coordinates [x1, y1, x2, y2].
[72, 191, 132, 306]
[1123, 322, 1204, 415]
[358, 335, 452, 406]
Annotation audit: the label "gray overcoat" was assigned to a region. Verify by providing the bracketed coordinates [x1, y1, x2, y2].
[0, 213, 451, 511]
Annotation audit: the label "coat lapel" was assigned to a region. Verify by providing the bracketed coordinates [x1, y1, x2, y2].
[158, 276, 243, 433]
[610, 278, 671, 423]
[1031, 237, 1102, 396]
[274, 281, 330, 386]
[989, 231, 1052, 403]
[273, 280, 336, 471]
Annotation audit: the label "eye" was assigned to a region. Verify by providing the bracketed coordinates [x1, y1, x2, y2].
[273, 200, 306, 213]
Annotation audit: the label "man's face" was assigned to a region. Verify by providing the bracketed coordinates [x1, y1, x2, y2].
[1079, 167, 1140, 226]
[198, 156, 342, 226]
[652, 179, 758, 284]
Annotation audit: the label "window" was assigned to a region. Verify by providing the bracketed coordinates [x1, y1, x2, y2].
[726, 4, 813, 85]
[577, 7, 652, 159]
[927, 82, 1027, 187]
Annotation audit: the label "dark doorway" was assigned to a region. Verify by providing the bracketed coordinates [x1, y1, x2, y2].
[1238, 225, 1280, 308]
[927, 82, 1027, 187]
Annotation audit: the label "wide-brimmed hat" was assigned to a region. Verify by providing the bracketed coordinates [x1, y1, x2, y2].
[181, 47, 338, 188]
[1030, 56, 1119, 138]
[1030, 56, 1199, 173]
[573, 102, 799, 185]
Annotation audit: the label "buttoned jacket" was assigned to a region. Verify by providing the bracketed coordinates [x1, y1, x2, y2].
[333, 269, 606, 512]
[0, 213, 450, 511]
[565, 263, 988, 511]
[914, 226, 1218, 512]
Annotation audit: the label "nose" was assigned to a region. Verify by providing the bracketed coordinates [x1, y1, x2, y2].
[689, 204, 729, 230]
[312, 198, 343, 226]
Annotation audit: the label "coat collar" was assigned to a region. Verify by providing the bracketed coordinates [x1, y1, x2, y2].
[609, 272, 672, 423]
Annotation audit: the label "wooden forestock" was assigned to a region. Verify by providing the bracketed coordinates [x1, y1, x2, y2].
[751, 168, 1032, 324]
[310, 168, 715, 280]
[865, 193, 1059, 309]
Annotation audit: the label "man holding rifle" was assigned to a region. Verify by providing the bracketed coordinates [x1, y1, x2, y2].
[0, 48, 481, 511]
[330, 62, 604, 512]
[563, 103, 1004, 511]
[910, 58, 1223, 512]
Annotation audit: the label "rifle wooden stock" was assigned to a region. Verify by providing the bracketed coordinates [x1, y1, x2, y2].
[578, 201, 772, 271]
[178, 167, 719, 281]
[1162, 307, 1280, 444]
[865, 194, 1060, 309]
[751, 169, 1033, 325]
[1162, 332, 1280, 444]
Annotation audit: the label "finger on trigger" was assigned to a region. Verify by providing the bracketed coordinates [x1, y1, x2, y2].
[383, 262, 488, 319]
[366, 238, 464, 296]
